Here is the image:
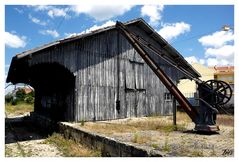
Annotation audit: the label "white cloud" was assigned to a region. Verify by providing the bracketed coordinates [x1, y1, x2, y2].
[30, 5, 52, 11]
[198, 31, 234, 48]
[39, 30, 59, 38]
[29, 14, 47, 26]
[158, 22, 191, 41]
[189, 49, 234, 66]
[70, 5, 132, 21]
[141, 5, 164, 26]
[199, 30, 234, 66]
[185, 56, 198, 64]
[81, 20, 115, 34]
[199, 59, 205, 65]
[14, 8, 23, 14]
[204, 45, 234, 66]
[29, 5, 132, 21]
[185, 56, 206, 65]
[192, 53, 234, 67]
[205, 45, 234, 58]
[65, 20, 115, 38]
[48, 8, 69, 18]
[206, 58, 218, 66]
[64, 32, 79, 38]
[29, 5, 69, 19]
[5, 32, 27, 48]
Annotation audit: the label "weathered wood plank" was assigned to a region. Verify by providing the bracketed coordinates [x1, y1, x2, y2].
[135, 63, 144, 89]
[125, 61, 135, 89]
[28, 27, 185, 122]
[136, 91, 146, 117]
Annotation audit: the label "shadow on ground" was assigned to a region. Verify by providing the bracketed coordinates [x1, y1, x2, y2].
[182, 130, 220, 135]
[5, 117, 51, 144]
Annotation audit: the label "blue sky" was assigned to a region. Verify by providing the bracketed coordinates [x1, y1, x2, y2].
[5, 5, 234, 81]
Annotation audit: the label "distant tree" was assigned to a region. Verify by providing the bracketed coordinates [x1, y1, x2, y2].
[5, 87, 35, 105]
[15, 88, 26, 101]
[24, 96, 35, 104]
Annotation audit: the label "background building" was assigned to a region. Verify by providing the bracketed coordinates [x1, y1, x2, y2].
[210, 66, 234, 108]
[177, 63, 214, 97]
[177, 64, 234, 112]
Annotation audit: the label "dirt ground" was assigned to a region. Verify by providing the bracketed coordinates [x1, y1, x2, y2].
[73, 114, 234, 157]
[5, 113, 234, 157]
[5, 139, 62, 157]
[5, 116, 101, 157]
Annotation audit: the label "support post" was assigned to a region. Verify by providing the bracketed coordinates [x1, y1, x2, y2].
[173, 96, 177, 126]
[116, 30, 120, 114]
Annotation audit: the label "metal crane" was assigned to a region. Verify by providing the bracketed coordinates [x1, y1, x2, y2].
[116, 21, 232, 132]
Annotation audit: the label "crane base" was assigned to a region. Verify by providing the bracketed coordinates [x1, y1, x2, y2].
[194, 124, 220, 132]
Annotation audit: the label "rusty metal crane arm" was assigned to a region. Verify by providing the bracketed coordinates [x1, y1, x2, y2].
[116, 21, 199, 123]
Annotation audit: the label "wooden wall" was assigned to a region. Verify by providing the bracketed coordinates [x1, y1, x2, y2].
[26, 26, 186, 122]
[74, 28, 184, 121]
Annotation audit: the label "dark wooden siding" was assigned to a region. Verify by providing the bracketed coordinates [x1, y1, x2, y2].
[26, 27, 184, 122]
[73, 29, 183, 121]
[75, 31, 118, 121]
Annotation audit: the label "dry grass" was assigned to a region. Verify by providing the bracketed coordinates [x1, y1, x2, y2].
[191, 150, 204, 157]
[175, 112, 192, 123]
[79, 112, 234, 152]
[216, 114, 234, 126]
[44, 133, 101, 157]
[82, 122, 138, 135]
[75, 112, 233, 157]
[131, 132, 152, 144]
[82, 115, 187, 135]
[173, 111, 234, 127]
[5, 102, 33, 117]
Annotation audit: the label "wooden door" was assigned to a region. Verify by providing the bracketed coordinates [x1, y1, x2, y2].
[125, 57, 146, 118]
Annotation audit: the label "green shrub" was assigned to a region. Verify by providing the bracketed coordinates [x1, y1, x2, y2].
[25, 96, 35, 104]
[5, 88, 35, 105]
[80, 120, 85, 126]
[16, 89, 26, 101]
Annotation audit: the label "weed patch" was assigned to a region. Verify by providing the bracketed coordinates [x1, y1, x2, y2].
[151, 143, 159, 149]
[44, 133, 101, 157]
[131, 132, 152, 144]
[162, 138, 170, 152]
[5, 102, 33, 117]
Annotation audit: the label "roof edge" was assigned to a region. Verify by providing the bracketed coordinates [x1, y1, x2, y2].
[15, 18, 145, 59]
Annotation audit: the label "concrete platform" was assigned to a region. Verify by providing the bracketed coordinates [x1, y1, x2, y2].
[30, 112, 234, 157]
[59, 122, 166, 157]
[30, 113, 165, 157]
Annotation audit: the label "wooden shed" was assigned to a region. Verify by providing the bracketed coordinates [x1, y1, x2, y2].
[7, 18, 200, 122]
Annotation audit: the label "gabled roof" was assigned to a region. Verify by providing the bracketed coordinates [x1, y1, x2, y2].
[9, 18, 201, 81]
[16, 18, 143, 59]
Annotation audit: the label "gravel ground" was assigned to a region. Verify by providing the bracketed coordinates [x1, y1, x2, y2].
[74, 117, 234, 157]
[5, 114, 233, 157]
[5, 117, 62, 157]
[110, 125, 234, 157]
[5, 139, 62, 157]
